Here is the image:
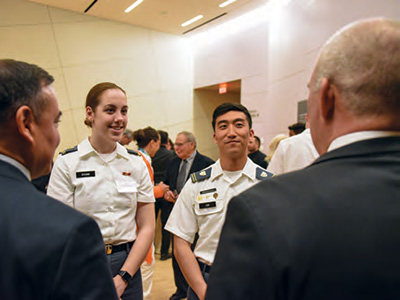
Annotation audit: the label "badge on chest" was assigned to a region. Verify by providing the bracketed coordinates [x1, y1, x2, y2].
[197, 188, 218, 209]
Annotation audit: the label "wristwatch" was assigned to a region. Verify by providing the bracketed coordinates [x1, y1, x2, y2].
[118, 270, 132, 283]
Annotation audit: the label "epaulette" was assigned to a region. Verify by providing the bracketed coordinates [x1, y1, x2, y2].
[191, 167, 212, 183]
[255, 167, 274, 180]
[59, 145, 77, 156]
[127, 149, 140, 156]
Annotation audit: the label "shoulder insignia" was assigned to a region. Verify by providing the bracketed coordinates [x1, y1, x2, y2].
[59, 145, 77, 156]
[255, 167, 274, 180]
[127, 149, 140, 156]
[191, 167, 212, 183]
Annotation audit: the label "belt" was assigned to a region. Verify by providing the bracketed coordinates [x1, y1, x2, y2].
[105, 241, 134, 255]
[198, 260, 212, 273]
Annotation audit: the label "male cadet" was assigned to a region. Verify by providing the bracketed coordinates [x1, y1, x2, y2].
[206, 18, 400, 300]
[165, 103, 273, 300]
[0, 59, 117, 299]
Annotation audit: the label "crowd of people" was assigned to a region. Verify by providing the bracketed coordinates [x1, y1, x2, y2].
[1, 17, 399, 300]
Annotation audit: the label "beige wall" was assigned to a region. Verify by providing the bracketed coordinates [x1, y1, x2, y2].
[0, 0, 193, 156]
[1, 0, 400, 159]
[191, 0, 400, 149]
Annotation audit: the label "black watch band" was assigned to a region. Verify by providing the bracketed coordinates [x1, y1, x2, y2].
[118, 270, 132, 283]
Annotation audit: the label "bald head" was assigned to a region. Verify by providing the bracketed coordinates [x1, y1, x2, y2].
[313, 18, 400, 117]
[308, 18, 400, 155]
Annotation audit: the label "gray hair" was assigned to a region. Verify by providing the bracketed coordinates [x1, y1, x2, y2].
[313, 18, 400, 117]
[123, 129, 134, 139]
[178, 131, 197, 148]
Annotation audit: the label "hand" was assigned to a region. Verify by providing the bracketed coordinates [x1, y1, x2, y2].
[164, 190, 177, 203]
[113, 274, 128, 298]
[157, 181, 169, 193]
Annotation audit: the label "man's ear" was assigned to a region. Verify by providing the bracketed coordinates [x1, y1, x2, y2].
[15, 105, 35, 144]
[249, 128, 254, 138]
[319, 77, 335, 121]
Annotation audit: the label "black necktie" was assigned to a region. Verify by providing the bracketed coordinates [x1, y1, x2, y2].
[176, 160, 188, 194]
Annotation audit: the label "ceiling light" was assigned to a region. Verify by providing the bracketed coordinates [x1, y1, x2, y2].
[181, 15, 204, 27]
[219, 0, 237, 8]
[125, 0, 143, 13]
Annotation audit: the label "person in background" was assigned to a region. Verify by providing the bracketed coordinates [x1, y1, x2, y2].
[288, 122, 305, 136]
[152, 130, 176, 261]
[163, 131, 214, 300]
[265, 133, 288, 163]
[0, 59, 117, 299]
[167, 138, 175, 151]
[206, 18, 400, 300]
[120, 129, 134, 146]
[133, 126, 169, 300]
[267, 116, 319, 174]
[247, 135, 268, 169]
[48, 82, 155, 300]
[165, 103, 273, 300]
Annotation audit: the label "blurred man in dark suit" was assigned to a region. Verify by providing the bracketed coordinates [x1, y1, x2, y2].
[0, 59, 117, 300]
[164, 131, 214, 300]
[152, 130, 175, 261]
[207, 18, 400, 300]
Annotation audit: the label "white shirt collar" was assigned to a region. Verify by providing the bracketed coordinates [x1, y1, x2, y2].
[79, 137, 130, 160]
[0, 154, 31, 180]
[210, 158, 256, 181]
[328, 131, 400, 152]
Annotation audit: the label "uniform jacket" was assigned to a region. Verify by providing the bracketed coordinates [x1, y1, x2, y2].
[164, 151, 214, 191]
[0, 160, 118, 300]
[206, 137, 400, 300]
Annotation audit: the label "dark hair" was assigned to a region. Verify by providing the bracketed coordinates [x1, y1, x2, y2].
[84, 82, 126, 127]
[0, 59, 54, 125]
[158, 130, 169, 144]
[133, 126, 160, 148]
[212, 102, 252, 131]
[288, 122, 305, 134]
[254, 135, 261, 146]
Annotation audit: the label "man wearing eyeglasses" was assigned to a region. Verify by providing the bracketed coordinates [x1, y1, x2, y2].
[163, 131, 214, 300]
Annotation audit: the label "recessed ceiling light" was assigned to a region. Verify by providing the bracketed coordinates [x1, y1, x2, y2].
[181, 15, 204, 27]
[125, 0, 143, 13]
[219, 0, 237, 8]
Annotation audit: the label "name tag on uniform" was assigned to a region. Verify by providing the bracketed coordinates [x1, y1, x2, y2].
[76, 171, 95, 178]
[199, 201, 216, 209]
[116, 179, 138, 193]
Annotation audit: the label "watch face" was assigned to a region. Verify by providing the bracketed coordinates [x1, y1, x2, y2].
[119, 270, 132, 283]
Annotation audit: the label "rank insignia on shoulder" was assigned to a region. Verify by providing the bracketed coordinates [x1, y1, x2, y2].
[255, 167, 274, 180]
[191, 167, 212, 183]
[127, 149, 140, 156]
[59, 145, 77, 156]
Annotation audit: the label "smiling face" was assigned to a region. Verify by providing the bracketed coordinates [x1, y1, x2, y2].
[213, 110, 254, 160]
[86, 88, 128, 152]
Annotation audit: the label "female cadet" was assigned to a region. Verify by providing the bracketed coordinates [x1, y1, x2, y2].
[47, 82, 155, 300]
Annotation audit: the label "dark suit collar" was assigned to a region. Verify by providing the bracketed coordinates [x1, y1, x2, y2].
[0, 159, 31, 183]
[311, 137, 400, 167]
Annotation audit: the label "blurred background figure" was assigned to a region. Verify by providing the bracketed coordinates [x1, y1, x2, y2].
[152, 130, 176, 261]
[120, 129, 134, 146]
[163, 131, 214, 300]
[247, 135, 268, 169]
[288, 122, 305, 136]
[268, 116, 319, 175]
[133, 126, 170, 300]
[266, 134, 288, 164]
[167, 138, 175, 151]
